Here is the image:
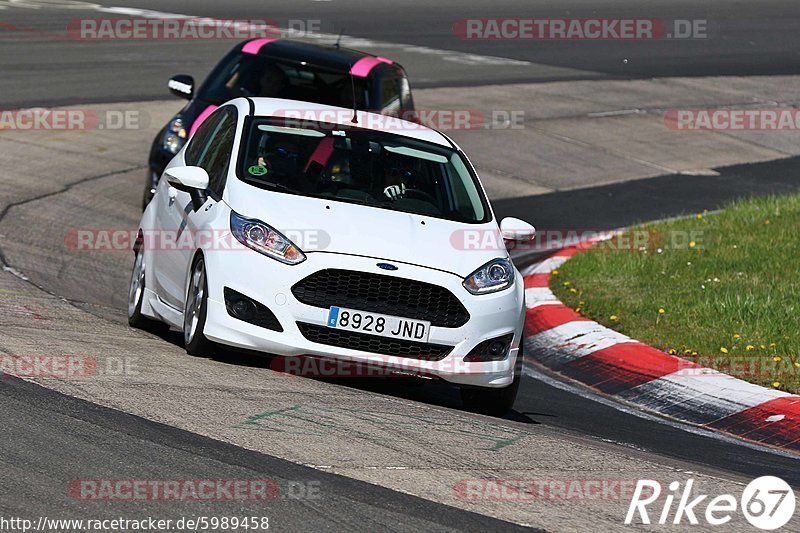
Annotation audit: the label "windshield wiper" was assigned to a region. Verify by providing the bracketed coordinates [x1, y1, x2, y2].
[241, 177, 296, 193]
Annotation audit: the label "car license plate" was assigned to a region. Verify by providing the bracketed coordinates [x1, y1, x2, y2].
[326, 306, 430, 342]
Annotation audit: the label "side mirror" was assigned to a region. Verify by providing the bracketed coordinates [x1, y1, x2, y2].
[500, 217, 536, 242]
[168, 74, 194, 100]
[164, 166, 209, 211]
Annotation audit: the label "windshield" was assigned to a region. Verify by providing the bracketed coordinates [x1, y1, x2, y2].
[237, 118, 489, 223]
[198, 52, 372, 109]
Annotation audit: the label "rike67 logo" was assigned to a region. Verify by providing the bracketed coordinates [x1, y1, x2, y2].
[626, 476, 795, 529]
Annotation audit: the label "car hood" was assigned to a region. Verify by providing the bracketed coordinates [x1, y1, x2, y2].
[226, 186, 505, 278]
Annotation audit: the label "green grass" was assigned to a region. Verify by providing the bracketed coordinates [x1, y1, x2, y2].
[551, 194, 800, 394]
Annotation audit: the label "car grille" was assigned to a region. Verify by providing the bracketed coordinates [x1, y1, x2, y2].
[291, 269, 470, 328]
[296, 322, 453, 360]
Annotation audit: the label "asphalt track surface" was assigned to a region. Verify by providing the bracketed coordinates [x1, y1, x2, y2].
[2, 0, 800, 106]
[0, 375, 533, 532]
[2, 0, 800, 530]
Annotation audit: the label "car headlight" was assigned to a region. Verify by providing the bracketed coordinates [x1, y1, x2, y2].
[463, 258, 515, 295]
[162, 116, 187, 154]
[230, 211, 306, 265]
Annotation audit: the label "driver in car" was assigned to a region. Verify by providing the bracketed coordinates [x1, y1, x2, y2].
[227, 63, 288, 98]
[382, 155, 416, 200]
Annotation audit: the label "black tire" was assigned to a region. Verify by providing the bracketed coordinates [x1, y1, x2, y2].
[460, 344, 524, 417]
[127, 248, 166, 332]
[183, 256, 214, 356]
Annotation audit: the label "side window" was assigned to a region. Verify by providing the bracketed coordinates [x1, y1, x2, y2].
[398, 77, 414, 112]
[185, 109, 224, 166]
[186, 107, 237, 197]
[198, 110, 236, 197]
[379, 74, 402, 116]
[378, 67, 413, 117]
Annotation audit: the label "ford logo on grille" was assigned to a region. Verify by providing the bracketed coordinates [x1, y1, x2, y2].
[376, 263, 398, 271]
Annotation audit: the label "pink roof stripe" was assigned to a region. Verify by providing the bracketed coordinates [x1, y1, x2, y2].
[189, 105, 218, 138]
[242, 38, 277, 55]
[349, 56, 393, 77]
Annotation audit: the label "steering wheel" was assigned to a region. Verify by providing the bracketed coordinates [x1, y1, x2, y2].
[401, 188, 438, 204]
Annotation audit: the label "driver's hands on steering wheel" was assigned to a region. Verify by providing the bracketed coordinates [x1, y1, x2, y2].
[383, 183, 406, 200]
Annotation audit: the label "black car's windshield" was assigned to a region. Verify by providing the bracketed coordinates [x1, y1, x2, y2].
[198, 52, 372, 109]
[237, 118, 489, 223]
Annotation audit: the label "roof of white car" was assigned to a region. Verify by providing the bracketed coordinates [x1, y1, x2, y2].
[243, 97, 452, 148]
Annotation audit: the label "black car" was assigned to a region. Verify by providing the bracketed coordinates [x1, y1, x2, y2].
[144, 38, 417, 209]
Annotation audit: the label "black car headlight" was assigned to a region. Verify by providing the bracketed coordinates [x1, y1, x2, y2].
[161, 115, 187, 154]
[463, 258, 515, 295]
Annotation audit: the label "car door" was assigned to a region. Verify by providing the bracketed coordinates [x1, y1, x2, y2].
[152, 106, 237, 310]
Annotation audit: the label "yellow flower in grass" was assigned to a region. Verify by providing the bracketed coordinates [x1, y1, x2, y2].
[764, 219, 771, 225]
[720, 347, 729, 354]
[794, 362, 800, 368]
[760, 344, 766, 350]
[732, 334, 741, 339]
[689, 241, 696, 248]
[551, 270, 559, 276]
[773, 356, 782, 362]
[692, 351, 698, 356]
[610, 315, 618, 322]
[746, 345, 755, 351]
[773, 381, 781, 388]
[696, 214, 703, 219]
[683, 349, 692, 355]
[668, 349, 676, 355]
[658, 308, 665, 314]
[769, 342, 776, 348]
[563, 281, 570, 287]
[569, 287, 577, 293]
[575, 307, 582, 313]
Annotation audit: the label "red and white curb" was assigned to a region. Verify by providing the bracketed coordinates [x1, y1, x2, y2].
[521, 244, 800, 454]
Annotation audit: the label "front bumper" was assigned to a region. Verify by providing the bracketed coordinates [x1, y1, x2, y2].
[201, 249, 526, 387]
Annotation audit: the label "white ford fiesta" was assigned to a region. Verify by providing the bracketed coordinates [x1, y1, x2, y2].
[128, 97, 536, 415]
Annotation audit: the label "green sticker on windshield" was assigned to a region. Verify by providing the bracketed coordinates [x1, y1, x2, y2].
[248, 165, 269, 176]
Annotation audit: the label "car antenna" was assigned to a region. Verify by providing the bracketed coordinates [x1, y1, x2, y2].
[349, 71, 359, 124]
[334, 28, 344, 49]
